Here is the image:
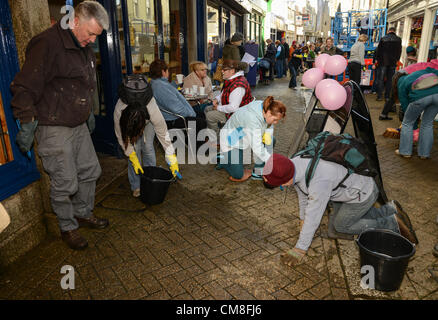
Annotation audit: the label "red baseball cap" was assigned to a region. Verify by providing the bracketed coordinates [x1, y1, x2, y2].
[263, 154, 295, 187]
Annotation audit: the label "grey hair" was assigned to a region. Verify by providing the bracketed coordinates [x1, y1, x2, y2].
[76, 1, 109, 31]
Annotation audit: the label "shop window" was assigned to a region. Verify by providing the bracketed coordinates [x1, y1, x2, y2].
[122, 0, 158, 76]
[429, 9, 438, 61]
[161, 0, 183, 80]
[0, 95, 14, 166]
[230, 13, 236, 36]
[207, 4, 220, 44]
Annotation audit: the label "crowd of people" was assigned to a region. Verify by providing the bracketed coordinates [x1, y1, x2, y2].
[8, 1, 437, 274]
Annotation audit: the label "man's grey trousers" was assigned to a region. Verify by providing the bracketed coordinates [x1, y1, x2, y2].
[36, 123, 101, 232]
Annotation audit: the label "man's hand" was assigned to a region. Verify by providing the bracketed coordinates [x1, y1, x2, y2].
[165, 154, 181, 179]
[16, 119, 38, 154]
[128, 151, 144, 174]
[87, 112, 95, 134]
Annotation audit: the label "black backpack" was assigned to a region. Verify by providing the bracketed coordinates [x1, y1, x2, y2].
[294, 131, 377, 189]
[118, 74, 153, 119]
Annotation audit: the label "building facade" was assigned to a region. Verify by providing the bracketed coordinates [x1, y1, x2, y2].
[387, 0, 438, 66]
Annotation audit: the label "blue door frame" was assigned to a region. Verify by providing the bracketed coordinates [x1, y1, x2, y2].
[0, 0, 40, 201]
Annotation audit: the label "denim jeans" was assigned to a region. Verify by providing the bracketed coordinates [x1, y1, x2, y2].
[399, 94, 438, 157]
[288, 63, 297, 88]
[376, 66, 396, 99]
[332, 182, 399, 235]
[128, 122, 156, 191]
[275, 59, 284, 78]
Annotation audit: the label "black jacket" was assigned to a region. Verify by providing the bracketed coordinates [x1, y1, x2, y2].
[264, 43, 277, 63]
[283, 42, 290, 60]
[375, 32, 402, 67]
[11, 22, 96, 126]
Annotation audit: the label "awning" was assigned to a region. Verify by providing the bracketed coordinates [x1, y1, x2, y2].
[219, 0, 250, 15]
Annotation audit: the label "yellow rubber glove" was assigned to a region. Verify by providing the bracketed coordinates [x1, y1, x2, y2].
[129, 151, 144, 174]
[165, 154, 181, 179]
[262, 132, 272, 146]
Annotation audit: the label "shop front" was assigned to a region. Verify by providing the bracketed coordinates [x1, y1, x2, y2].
[388, 1, 438, 65]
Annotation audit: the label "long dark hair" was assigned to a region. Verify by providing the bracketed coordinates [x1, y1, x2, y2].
[120, 102, 148, 150]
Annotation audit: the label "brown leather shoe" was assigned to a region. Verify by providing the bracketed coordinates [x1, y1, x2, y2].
[76, 215, 109, 229]
[395, 215, 418, 245]
[392, 200, 418, 244]
[61, 229, 88, 250]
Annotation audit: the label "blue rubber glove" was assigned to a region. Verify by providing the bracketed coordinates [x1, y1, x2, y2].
[16, 119, 38, 157]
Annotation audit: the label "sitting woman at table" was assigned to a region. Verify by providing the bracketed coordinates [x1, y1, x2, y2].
[217, 96, 286, 182]
[183, 61, 214, 114]
[204, 59, 253, 136]
[150, 59, 207, 146]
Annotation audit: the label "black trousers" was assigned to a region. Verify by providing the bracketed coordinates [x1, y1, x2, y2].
[347, 62, 362, 86]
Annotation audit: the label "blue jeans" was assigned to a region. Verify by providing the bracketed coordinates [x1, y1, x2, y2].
[275, 59, 284, 78]
[399, 94, 438, 157]
[332, 182, 399, 235]
[376, 66, 396, 99]
[127, 122, 156, 191]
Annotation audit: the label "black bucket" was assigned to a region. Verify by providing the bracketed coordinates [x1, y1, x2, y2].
[356, 229, 415, 292]
[140, 166, 174, 205]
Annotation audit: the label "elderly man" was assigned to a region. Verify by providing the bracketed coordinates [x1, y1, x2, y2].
[10, 1, 110, 250]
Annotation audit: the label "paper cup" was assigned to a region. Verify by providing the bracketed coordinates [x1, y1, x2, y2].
[176, 74, 184, 84]
[199, 87, 205, 95]
[192, 85, 198, 94]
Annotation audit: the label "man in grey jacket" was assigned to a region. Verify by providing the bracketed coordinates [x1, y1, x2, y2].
[262, 154, 418, 266]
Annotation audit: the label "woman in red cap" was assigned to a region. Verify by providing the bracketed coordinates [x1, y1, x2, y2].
[262, 153, 418, 266]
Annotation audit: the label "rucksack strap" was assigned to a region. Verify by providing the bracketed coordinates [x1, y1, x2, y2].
[305, 137, 325, 188]
[333, 172, 351, 191]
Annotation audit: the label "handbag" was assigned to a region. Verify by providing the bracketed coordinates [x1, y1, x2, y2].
[0, 203, 11, 233]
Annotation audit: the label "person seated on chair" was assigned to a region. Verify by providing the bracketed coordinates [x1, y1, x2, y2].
[150, 59, 207, 147]
[217, 96, 285, 182]
[204, 59, 253, 137]
[262, 153, 418, 267]
[182, 61, 214, 114]
[114, 75, 180, 198]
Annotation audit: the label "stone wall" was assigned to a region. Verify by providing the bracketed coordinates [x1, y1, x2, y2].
[0, 0, 51, 269]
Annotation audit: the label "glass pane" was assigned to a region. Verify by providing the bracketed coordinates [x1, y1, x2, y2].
[161, 0, 182, 80]
[429, 10, 438, 61]
[230, 14, 236, 36]
[125, 0, 158, 76]
[207, 5, 220, 44]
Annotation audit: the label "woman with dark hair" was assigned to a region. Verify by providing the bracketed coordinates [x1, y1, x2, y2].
[217, 96, 286, 182]
[149, 59, 207, 148]
[114, 75, 179, 197]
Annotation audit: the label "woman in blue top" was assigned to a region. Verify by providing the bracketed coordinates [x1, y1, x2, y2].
[218, 96, 286, 182]
[150, 59, 207, 149]
[395, 67, 438, 159]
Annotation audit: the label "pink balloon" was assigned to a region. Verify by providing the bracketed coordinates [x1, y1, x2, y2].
[315, 54, 330, 70]
[318, 82, 347, 110]
[315, 78, 339, 100]
[324, 55, 348, 76]
[302, 68, 325, 89]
